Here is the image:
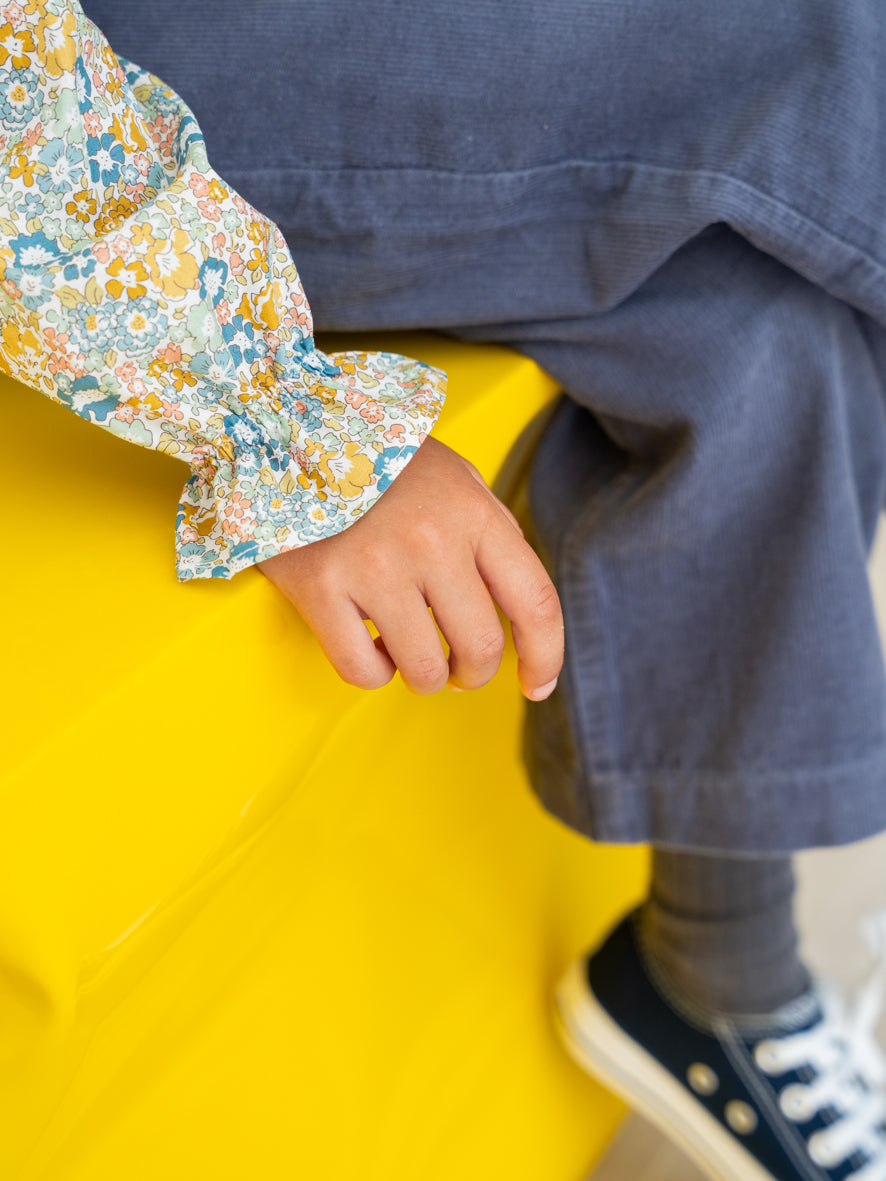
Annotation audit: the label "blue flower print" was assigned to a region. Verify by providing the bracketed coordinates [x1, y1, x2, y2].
[73, 300, 122, 352]
[287, 391, 322, 433]
[222, 412, 288, 473]
[0, 68, 37, 128]
[11, 229, 61, 269]
[198, 258, 228, 306]
[167, 112, 201, 170]
[63, 254, 97, 282]
[192, 349, 237, 386]
[300, 346, 340, 377]
[52, 371, 73, 405]
[20, 189, 42, 217]
[118, 58, 141, 90]
[74, 297, 166, 355]
[272, 341, 315, 387]
[69, 376, 118, 423]
[6, 263, 53, 309]
[229, 539, 259, 566]
[37, 139, 85, 193]
[221, 314, 262, 367]
[74, 57, 92, 104]
[146, 161, 166, 190]
[223, 412, 264, 451]
[113, 300, 169, 352]
[86, 132, 125, 186]
[373, 445, 418, 492]
[258, 496, 339, 543]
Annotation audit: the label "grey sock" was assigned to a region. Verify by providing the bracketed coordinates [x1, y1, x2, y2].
[641, 847, 812, 1018]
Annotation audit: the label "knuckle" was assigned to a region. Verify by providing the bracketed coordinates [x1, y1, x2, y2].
[471, 626, 506, 664]
[408, 516, 446, 552]
[405, 652, 449, 694]
[449, 628, 505, 690]
[335, 653, 390, 690]
[527, 580, 562, 626]
[357, 547, 394, 586]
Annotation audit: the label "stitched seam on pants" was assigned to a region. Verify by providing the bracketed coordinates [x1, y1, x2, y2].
[233, 160, 886, 279]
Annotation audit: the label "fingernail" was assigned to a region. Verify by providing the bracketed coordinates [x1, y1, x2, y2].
[447, 682, 464, 693]
[527, 678, 558, 701]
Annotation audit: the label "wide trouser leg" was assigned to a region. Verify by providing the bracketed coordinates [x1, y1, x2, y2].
[453, 226, 886, 851]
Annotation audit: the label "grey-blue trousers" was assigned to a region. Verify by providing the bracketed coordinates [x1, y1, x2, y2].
[85, 0, 886, 853]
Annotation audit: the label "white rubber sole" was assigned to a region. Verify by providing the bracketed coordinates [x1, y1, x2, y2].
[553, 959, 778, 1181]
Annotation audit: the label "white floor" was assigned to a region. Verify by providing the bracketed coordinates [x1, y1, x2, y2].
[588, 524, 886, 1180]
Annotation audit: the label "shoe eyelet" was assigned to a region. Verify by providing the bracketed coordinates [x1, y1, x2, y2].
[687, 1063, 719, 1096]
[724, 1100, 758, 1136]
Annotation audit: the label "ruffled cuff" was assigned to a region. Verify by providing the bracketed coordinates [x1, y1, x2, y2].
[174, 348, 445, 579]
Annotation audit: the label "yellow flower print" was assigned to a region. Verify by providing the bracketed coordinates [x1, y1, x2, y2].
[37, 9, 77, 77]
[0, 318, 42, 376]
[145, 228, 199, 300]
[313, 383, 345, 405]
[234, 291, 260, 329]
[128, 222, 154, 248]
[106, 256, 149, 301]
[168, 367, 198, 392]
[316, 441, 374, 500]
[110, 111, 148, 156]
[103, 64, 126, 104]
[65, 188, 97, 224]
[8, 152, 38, 187]
[246, 246, 267, 276]
[206, 178, 227, 204]
[179, 501, 217, 538]
[100, 38, 117, 73]
[0, 22, 35, 69]
[249, 366, 276, 395]
[233, 283, 281, 333]
[95, 194, 140, 236]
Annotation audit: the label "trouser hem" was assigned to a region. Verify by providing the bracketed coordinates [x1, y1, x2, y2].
[524, 732, 886, 853]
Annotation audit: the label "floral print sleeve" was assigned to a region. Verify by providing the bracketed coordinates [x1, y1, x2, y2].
[0, 0, 446, 579]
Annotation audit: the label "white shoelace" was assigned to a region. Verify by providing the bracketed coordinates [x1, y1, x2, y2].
[753, 912, 886, 1178]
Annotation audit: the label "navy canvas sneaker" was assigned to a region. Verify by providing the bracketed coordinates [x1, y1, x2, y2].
[554, 910, 886, 1181]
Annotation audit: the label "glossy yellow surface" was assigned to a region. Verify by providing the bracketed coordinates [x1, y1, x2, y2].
[0, 333, 647, 1180]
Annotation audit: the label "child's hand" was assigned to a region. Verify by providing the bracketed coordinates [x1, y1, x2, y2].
[258, 437, 564, 700]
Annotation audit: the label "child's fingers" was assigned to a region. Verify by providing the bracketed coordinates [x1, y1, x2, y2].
[298, 595, 397, 690]
[369, 591, 451, 695]
[427, 570, 506, 691]
[476, 526, 564, 701]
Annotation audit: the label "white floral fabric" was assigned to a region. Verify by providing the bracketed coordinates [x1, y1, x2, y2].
[0, 0, 446, 578]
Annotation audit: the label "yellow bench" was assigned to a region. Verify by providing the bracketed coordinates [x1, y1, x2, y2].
[0, 333, 647, 1181]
